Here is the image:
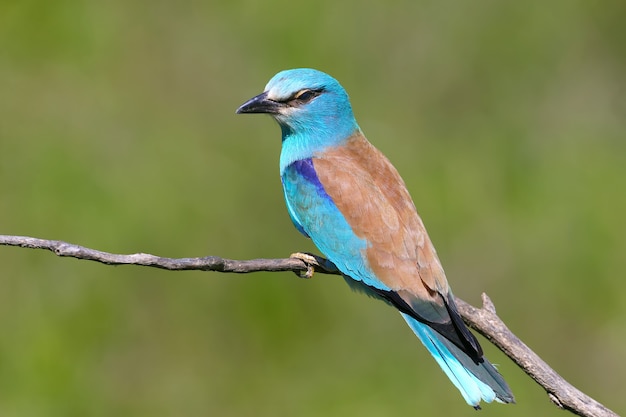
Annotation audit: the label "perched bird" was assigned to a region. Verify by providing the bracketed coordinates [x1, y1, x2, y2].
[236, 68, 514, 408]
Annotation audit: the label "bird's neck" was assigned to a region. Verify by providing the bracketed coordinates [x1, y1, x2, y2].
[279, 123, 360, 175]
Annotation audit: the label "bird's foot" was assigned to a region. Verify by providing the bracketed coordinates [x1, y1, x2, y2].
[289, 252, 318, 279]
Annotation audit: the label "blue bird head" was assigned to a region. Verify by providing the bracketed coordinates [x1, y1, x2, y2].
[237, 69, 361, 169]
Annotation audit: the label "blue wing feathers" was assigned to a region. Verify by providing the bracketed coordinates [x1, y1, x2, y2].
[282, 160, 390, 292]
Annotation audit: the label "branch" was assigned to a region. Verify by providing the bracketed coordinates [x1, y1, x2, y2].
[0, 235, 618, 417]
[455, 296, 617, 417]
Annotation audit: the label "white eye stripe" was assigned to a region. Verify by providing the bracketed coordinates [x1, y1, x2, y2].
[265, 88, 287, 102]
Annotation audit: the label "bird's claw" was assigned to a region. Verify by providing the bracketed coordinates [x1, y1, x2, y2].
[289, 252, 318, 278]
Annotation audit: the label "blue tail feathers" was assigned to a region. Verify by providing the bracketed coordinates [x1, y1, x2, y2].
[400, 313, 515, 408]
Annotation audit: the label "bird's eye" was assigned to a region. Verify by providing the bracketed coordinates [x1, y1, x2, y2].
[294, 89, 315, 101]
[289, 89, 321, 105]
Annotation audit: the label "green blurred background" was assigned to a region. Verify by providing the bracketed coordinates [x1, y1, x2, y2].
[1, 0, 625, 416]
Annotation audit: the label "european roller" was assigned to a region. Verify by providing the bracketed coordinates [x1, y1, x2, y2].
[236, 68, 514, 408]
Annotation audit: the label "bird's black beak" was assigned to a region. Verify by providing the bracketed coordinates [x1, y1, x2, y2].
[236, 91, 282, 114]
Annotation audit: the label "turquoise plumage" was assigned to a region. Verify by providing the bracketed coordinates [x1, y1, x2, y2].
[237, 68, 514, 408]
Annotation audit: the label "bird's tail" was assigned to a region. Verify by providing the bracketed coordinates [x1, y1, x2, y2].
[400, 313, 515, 408]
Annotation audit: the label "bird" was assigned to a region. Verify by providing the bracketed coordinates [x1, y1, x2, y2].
[236, 68, 514, 408]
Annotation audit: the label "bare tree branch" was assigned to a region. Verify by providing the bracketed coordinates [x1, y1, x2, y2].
[0, 234, 618, 417]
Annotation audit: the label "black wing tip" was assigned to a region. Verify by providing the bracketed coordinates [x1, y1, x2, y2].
[362, 285, 484, 361]
[443, 292, 483, 359]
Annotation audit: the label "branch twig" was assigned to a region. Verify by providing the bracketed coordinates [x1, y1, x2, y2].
[0, 234, 618, 417]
